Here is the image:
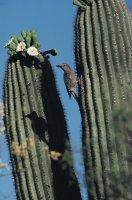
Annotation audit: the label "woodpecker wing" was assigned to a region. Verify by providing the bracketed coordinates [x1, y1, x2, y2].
[64, 73, 72, 98]
[64, 71, 77, 98]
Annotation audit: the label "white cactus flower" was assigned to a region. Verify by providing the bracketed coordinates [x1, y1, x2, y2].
[16, 41, 26, 52]
[27, 46, 39, 56]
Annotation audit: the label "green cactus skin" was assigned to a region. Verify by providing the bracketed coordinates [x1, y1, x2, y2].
[4, 66, 23, 200]
[74, 0, 132, 199]
[4, 52, 81, 200]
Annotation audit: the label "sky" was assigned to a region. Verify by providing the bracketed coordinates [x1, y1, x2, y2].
[0, 0, 131, 200]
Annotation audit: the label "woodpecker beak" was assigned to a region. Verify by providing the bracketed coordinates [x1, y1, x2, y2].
[56, 64, 63, 68]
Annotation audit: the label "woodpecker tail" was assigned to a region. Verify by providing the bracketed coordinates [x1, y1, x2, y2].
[71, 91, 80, 105]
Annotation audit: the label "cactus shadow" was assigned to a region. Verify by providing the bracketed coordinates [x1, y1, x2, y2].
[40, 58, 81, 200]
[40, 58, 68, 152]
[25, 111, 49, 146]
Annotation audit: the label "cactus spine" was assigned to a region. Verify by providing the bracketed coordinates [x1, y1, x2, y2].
[4, 32, 81, 200]
[74, 0, 132, 199]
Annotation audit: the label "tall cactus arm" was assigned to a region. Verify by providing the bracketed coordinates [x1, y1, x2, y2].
[4, 57, 54, 200]
[74, 0, 132, 199]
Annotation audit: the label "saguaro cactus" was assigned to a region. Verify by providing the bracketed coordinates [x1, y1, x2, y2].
[74, 0, 132, 199]
[3, 31, 81, 200]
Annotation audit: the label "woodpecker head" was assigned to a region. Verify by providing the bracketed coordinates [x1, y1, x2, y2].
[57, 63, 71, 72]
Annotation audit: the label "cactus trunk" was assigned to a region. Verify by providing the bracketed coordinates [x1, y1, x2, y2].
[74, 0, 132, 199]
[4, 46, 81, 199]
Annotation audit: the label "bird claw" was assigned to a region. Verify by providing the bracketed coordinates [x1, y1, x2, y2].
[77, 75, 84, 89]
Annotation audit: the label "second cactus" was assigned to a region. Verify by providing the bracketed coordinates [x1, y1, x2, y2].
[74, 0, 132, 199]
